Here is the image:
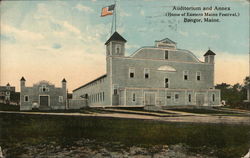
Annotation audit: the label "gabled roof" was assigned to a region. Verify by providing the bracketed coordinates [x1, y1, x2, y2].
[105, 32, 127, 45]
[20, 77, 26, 81]
[204, 49, 216, 56]
[155, 38, 176, 44]
[73, 74, 107, 92]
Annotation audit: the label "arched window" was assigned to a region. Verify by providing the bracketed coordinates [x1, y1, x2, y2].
[116, 47, 120, 54]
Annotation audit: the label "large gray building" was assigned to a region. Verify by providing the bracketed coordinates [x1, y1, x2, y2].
[73, 32, 221, 107]
[20, 77, 67, 110]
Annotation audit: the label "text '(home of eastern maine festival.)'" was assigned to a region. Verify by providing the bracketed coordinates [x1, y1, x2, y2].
[165, 6, 240, 23]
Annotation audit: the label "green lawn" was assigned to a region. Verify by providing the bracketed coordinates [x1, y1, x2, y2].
[0, 113, 249, 158]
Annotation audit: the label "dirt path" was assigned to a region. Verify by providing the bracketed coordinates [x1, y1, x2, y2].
[1, 110, 250, 125]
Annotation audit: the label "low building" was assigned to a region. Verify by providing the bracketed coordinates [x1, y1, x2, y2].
[73, 32, 221, 107]
[20, 77, 67, 111]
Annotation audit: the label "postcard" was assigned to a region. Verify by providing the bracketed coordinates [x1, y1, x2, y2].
[0, 0, 249, 158]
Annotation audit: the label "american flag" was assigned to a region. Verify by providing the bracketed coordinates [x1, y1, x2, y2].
[101, 4, 115, 17]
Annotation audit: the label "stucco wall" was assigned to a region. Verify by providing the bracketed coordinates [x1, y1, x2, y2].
[20, 82, 66, 111]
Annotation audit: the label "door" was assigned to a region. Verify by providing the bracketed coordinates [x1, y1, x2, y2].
[196, 94, 205, 106]
[40, 96, 49, 106]
[145, 93, 156, 106]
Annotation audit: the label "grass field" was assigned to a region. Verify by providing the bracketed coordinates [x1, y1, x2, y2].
[0, 113, 250, 158]
[169, 108, 239, 114]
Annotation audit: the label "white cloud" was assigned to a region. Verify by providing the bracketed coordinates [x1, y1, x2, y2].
[140, 10, 145, 16]
[75, 4, 94, 12]
[62, 21, 81, 35]
[178, 30, 189, 37]
[120, 9, 131, 17]
[1, 2, 113, 92]
[1, 24, 44, 41]
[196, 32, 220, 39]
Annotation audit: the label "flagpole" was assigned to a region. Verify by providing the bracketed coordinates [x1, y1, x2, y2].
[114, 0, 117, 32]
[111, 10, 114, 35]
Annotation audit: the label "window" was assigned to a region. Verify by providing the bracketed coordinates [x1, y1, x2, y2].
[196, 72, 201, 81]
[129, 68, 135, 78]
[132, 93, 136, 102]
[24, 95, 29, 102]
[103, 92, 105, 101]
[6, 91, 10, 95]
[167, 95, 171, 99]
[114, 89, 118, 95]
[144, 68, 150, 79]
[175, 94, 179, 99]
[6, 86, 10, 90]
[212, 94, 215, 102]
[115, 44, 121, 54]
[188, 94, 192, 102]
[40, 85, 49, 92]
[165, 78, 169, 88]
[174, 93, 179, 102]
[165, 50, 168, 59]
[183, 71, 189, 80]
[42, 85, 46, 92]
[59, 96, 63, 102]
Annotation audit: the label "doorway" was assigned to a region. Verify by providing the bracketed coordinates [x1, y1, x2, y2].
[145, 92, 156, 106]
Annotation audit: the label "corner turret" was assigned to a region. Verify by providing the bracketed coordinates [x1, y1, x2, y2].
[20, 77, 26, 90]
[105, 31, 127, 57]
[204, 49, 216, 64]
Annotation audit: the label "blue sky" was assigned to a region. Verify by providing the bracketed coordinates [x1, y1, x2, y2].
[0, 0, 249, 92]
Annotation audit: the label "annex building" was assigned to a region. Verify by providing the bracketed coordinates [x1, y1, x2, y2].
[73, 32, 221, 107]
[20, 77, 67, 110]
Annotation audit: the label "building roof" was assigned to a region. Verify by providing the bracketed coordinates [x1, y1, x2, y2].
[20, 77, 26, 81]
[155, 38, 176, 44]
[105, 32, 127, 45]
[73, 74, 107, 92]
[62, 78, 67, 82]
[204, 49, 216, 56]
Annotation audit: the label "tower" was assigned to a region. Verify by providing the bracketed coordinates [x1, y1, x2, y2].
[61, 78, 67, 109]
[105, 31, 127, 57]
[204, 49, 216, 64]
[105, 32, 126, 105]
[105, 32, 127, 75]
[204, 49, 216, 88]
[20, 77, 26, 91]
